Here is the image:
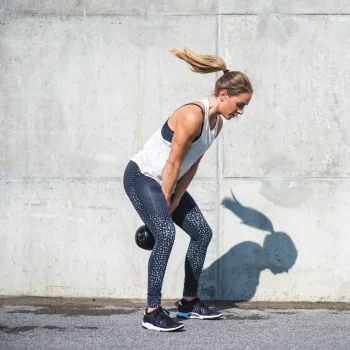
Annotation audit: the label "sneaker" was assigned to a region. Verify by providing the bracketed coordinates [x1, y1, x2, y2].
[177, 297, 223, 320]
[142, 306, 184, 332]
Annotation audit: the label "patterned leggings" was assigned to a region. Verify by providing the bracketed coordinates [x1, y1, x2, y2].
[123, 160, 212, 307]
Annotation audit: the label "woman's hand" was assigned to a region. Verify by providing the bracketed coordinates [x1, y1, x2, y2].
[168, 194, 181, 213]
[165, 196, 171, 208]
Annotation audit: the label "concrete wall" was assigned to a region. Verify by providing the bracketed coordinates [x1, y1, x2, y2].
[1, 1, 349, 302]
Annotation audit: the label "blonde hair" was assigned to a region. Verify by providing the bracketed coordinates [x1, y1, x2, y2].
[170, 46, 253, 97]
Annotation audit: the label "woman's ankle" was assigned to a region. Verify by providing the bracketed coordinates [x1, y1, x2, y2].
[147, 306, 158, 313]
[182, 296, 197, 302]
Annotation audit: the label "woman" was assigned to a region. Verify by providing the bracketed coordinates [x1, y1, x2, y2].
[123, 47, 253, 332]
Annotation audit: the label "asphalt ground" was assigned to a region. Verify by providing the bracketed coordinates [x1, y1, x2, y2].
[1, 297, 350, 350]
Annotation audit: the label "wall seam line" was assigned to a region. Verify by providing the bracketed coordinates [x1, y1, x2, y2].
[215, 8, 220, 301]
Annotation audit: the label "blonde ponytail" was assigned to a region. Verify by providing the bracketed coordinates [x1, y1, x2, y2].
[170, 46, 227, 74]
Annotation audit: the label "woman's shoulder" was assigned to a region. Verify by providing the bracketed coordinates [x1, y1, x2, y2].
[184, 100, 206, 115]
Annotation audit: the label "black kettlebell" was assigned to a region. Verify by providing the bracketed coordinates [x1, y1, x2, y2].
[135, 225, 155, 250]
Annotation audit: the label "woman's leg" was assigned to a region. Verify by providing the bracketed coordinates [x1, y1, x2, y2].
[171, 192, 222, 320]
[171, 191, 213, 299]
[123, 161, 176, 308]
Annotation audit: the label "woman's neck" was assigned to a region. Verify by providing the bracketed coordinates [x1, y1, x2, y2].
[208, 95, 221, 121]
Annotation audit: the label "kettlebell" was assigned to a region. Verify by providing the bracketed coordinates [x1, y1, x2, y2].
[135, 225, 155, 250]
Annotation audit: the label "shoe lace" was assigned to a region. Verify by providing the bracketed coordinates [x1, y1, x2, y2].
[156, 307, 171, 320]
[199, 301, 209, 311]
[193, 299, 210, 313]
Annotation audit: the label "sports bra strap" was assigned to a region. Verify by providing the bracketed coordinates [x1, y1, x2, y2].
[179, 103, 205, 117]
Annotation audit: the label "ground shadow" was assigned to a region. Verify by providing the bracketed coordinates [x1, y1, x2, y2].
[199, 190, 298, 301]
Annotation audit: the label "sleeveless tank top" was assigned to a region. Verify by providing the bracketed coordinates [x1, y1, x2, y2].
[131, 99, 219, 185]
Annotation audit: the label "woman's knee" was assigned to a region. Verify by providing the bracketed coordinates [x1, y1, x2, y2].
[155, 222, 176, 247]
[202, 225, 213, 246]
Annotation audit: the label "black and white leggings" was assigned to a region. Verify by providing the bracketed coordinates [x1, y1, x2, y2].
[123, 160, 212, 308]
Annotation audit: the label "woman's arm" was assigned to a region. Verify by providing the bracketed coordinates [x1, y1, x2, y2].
[162, 110, 203, 206]
[169, 116, 223, 212]
[172, 155, 203, 201]
[168, 155, 202, 213]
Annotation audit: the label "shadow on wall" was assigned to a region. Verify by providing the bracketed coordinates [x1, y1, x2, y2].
[199, 190, 298, 301]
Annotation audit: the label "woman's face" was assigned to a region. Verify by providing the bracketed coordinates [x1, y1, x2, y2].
[219, 91, 252, 120]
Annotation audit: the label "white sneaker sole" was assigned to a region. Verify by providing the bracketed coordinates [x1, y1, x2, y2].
[142, 322, 184, 332]
[176, 311, 223, 319]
